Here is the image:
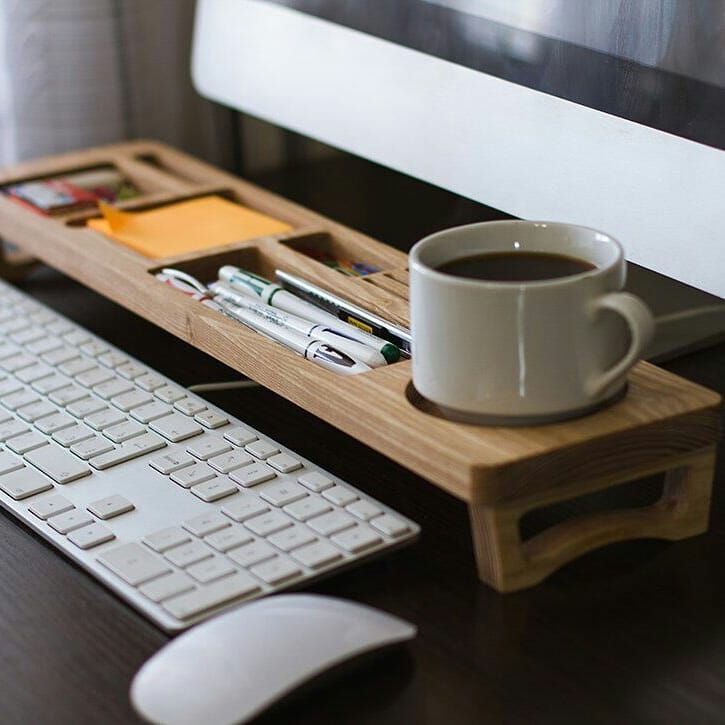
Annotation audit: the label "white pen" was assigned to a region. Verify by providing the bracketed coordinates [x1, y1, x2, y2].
[218, 266, 400, 363]
[219, 300, 372, 376]
[210, 282, 387, 368]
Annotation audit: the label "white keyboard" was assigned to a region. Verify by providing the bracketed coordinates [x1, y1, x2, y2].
[0, 279, 419, 631]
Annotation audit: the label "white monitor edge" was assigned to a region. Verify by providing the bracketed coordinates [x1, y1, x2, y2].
[192, 0, 725, 299]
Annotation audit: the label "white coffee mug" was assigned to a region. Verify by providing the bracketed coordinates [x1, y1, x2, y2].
[409, 221, 655, 424]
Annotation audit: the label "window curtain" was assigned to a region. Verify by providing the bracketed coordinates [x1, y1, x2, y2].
[0, 0, 234, 167]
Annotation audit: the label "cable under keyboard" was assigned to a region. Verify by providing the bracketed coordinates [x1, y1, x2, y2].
[0, 279, 419, 631]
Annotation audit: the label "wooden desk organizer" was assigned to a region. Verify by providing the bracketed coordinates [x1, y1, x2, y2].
[0, 140, 720, 592]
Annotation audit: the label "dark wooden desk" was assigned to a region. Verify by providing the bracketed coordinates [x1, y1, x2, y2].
[0, 264, 722, 725]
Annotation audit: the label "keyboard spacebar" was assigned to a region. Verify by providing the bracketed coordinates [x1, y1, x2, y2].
[89, 433, 166, 470]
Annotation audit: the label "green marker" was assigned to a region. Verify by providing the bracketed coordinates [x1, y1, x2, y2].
[218, 265, 400, 364]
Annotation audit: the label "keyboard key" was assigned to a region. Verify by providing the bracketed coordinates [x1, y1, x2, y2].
[2, 389, 40, 410]
[223, 426, 258, 446]
[103, 420, 145, 443]
[370, 514, 411, 538]
[186, 437, 232, 461]
[98, 351, 128, 368]
[29, 494, 74, 520]
[149, 451, 195, 475]
[243, 511, 292, 537]
[76, 367, 115, 388]
[221, 496, 269, 523]
[111, 389, 153, 412]
[183, 512, 229, 537]
[0, 419, 30, 441]
[93, 378, 134, 400]
[52, 424, 95, 447]
[154, 383, 185, 402]
[331, 524, 382, 553]
[16, 363, 54, 384]
[283, 497, 332, 522]
[229, 462, 276, 488]
[0, 467, 53, 500]
[58, 357, 96, 377]
[33, 373, 71, 394]
[164, 541, 213, 568]
[24, 445, 92, 484]
[139, 572, 195, 603]
[186, 556, 236, 584]
[227, 540, 276, 568]
[194, 410, 229, 429]
[150, 413, 204, 442]
[298, 471, 334, 492]
[17, 400, 57, 422]
[259, 482, 308, 507]
[84, 408, 126, 431]
[80, 341, 109, 357]
[291, 540, 344, 570]
[47, 509, 94, 534]
[42, 348, 80, 367]
[143, 527, 191, 553]
[135, 373, 166, 392]
[66, 397, 107, 419]
[267, 452, 302, 473]
[170, 464, 216, 489]
[61, 329, 89, 346]
[7, 432, 47, 455]
[98, 543, 171, 586]
[116, 362, 147, 380]
[0, 451, 25, 475]
[346, 500, 383, 521]
[267, 524, 316, 552]
[251, 556, 301, 585]
[49, 384, 91, 406]
[307, 511, 356, 536]
[70, 436, 115, 460]
[67, 523, 115, 550]
[245, 440, 279, 460]
[191, 478, 238, 503]
[204, 527, 253, 553]
[35, 412, 75, 435]
[87, 494, 135, 520]
[322, 485, 359, 507]
[174, 398, 207, 416]
[162, 572, 260, 620]
[89, 433, 166, 470]
[130, 401, 171, 423]
[207, 449, 253, 474]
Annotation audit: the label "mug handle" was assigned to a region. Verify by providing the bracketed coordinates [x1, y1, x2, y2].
[586, 292, 655, 398]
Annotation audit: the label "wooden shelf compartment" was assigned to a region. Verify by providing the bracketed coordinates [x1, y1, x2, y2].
[0, 139, 720, 593]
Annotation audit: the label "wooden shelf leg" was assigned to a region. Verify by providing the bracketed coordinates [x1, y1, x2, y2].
[468, 447, 717, 593]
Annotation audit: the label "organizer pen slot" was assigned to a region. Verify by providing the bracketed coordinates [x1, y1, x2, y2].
[0, 162, 146, 217]
[280, 231, 395, 277]
[361, 269, 410, 301]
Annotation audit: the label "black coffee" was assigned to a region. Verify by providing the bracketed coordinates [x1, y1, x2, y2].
[436, 251, 595, 282]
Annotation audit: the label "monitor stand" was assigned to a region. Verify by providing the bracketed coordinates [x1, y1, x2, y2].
[627, 264, 725, 363]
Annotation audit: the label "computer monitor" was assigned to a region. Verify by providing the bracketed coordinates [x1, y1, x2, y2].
[191, 0, 725, 301]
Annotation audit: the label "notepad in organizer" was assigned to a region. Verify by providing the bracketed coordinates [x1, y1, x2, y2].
[87, 196, 292, 258]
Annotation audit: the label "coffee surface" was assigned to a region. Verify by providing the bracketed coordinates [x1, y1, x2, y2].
[436, 251, 595, 282]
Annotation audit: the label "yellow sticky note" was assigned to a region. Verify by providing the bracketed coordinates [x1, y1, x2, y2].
[87, 196, 292, 258]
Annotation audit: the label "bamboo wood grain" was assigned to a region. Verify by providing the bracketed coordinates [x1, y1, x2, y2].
[0, 140, 720, 591]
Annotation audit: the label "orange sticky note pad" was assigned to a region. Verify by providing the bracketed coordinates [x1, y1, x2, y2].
[87, 196, 292, 258]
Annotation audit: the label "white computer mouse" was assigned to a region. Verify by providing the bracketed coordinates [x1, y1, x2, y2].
[130, 593, 417, 725]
